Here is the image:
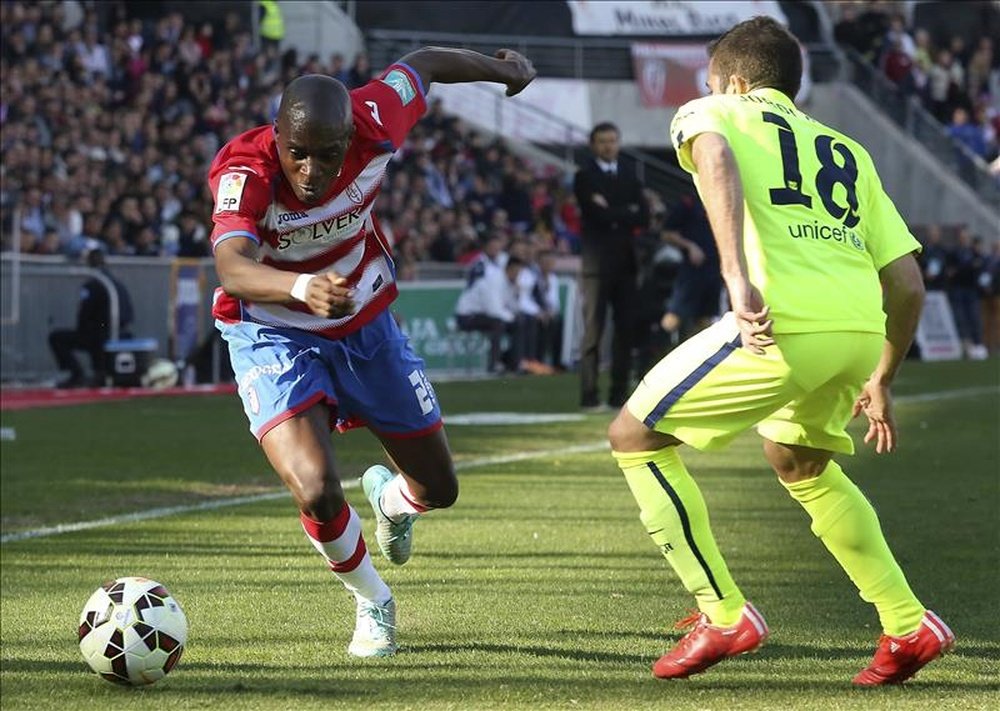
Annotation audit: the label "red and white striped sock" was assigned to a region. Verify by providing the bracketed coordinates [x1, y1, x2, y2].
[300, 506, 391, 604]
[379, 475, 432, 522]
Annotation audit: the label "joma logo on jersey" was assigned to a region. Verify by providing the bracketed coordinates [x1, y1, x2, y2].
[277, 210, 308, 224]
[276, 210, 364, 249]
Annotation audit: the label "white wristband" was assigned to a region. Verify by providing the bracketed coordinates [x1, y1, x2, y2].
[290, 273, 316, 302]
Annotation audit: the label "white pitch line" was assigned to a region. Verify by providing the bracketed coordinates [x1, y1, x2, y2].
[894, 385, 998, 404]
[2, 385, 996, 545]
[0, 442, 609, 544]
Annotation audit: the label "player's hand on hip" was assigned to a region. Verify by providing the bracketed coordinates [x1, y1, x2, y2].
[728, 280, 773, 355]
[306, 273, 355, 318]
[852, 379, 897, 454]
[495, 49, 537, 96]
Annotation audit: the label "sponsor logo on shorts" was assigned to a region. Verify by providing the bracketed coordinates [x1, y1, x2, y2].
[239, 363, 287, 392]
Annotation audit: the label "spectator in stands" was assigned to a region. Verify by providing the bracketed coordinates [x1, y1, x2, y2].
[347, 52, 372, 89]
[881, 34, 916, 93]
[328, 52, 349, 84]
[947, 227, 988, 360]
[48, 246, 134, 388]
[982, 240, 1000, 356]
[455, 253, 523, 374]
[919, 224, 950, 291]
[658, 193, 722, 342]
[926, 49, 962, 122]
[533, 249, 564, 369]
[574, 122, 649, 410]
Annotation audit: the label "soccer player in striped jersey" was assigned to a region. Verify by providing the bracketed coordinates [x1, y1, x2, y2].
[208, 47, 535, 657]
[607, 17, 954, 683]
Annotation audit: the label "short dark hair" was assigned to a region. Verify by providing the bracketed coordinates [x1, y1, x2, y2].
[589, 122, 619, 143]
[707, 16, 802, 100]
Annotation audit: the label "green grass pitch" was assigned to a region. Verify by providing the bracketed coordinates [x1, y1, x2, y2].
[1, 360, 998, 710]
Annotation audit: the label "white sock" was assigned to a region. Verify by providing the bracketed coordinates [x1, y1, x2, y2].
[380, 474, 431, 522]
[300, 507, 391, 604]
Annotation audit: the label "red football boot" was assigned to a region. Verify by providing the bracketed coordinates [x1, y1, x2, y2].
[853, 610, 955, 685]
[652, 602, 769, 679]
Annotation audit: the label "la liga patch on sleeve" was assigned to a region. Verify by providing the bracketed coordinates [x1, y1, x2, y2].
[380, 69, 416, 106]
[215, 172, 247, 213]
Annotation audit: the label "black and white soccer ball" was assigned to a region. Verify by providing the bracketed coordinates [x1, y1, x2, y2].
[78, 577, 188, 686]
[141, 358, 179, 389]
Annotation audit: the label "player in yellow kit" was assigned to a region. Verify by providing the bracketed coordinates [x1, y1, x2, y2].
[607, 16, 954, 683]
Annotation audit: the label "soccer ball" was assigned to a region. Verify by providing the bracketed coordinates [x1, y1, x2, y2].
[78, 577, 188, 686]
[141, 358, 179, 389]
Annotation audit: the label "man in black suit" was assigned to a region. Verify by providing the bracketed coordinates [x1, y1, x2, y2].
[574, 122, 649, 410]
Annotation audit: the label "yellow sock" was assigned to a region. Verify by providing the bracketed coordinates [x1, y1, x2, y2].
[614, 447, 746, 627]
[782, 461, 925, 636]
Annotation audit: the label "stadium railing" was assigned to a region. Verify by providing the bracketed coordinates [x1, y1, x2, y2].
[430, 81, 694, 205]
[364, 29, 842, 83]
[843, 48, 1000, 210]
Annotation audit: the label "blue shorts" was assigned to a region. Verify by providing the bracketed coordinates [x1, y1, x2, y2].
[218, 311, 442, 441]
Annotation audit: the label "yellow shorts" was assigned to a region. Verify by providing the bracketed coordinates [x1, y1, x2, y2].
[626, 313, 884, 455]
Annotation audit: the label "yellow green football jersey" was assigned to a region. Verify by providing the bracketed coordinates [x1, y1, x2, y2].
[670, 87, 920, 334]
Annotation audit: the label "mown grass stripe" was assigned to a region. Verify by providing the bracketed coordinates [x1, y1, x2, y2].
[2, 385, 995, 546]
[0, 442, 610, 544]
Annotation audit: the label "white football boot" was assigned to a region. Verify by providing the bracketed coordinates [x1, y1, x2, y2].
[348, 597, 397, 658]
[362, 465, 416, 565]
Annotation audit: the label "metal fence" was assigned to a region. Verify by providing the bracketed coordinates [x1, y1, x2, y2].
[364, 28, 843, 83]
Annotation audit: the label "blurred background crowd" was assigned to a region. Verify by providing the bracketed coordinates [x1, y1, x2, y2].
[0, 0, 584, 272]
[832, 0, 1000, 173]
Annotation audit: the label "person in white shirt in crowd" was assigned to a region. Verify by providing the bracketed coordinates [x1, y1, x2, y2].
[455, 254, 524, 373]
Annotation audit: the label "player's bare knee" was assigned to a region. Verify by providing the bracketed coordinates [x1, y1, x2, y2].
[763, 440, 829, 483]
[427, 477, 459, 509]
[607, 410, 637, 451]
[280, 462, 345, 520]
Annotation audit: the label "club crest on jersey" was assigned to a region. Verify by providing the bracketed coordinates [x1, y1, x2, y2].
[215, 172, 246, 213]
[346, 181, 364, 205]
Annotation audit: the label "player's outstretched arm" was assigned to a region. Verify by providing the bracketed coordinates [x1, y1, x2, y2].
[214, 237, 355, 318]
[852, 253, 925, 453]
[400, 46, 536, 97]
[690, 131, 772, 354]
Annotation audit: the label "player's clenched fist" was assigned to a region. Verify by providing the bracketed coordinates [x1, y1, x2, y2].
[494, 49, 536, 97]
[303, 273, 355, 318]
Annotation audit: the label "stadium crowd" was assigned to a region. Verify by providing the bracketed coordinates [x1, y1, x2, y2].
[832, 1, 1000, 172]
[0, 0, 584, 272]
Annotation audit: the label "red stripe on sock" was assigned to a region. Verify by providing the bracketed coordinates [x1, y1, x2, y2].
[400, 487, 431, 513]
[300, 505, 351, 543]
[328, 535, 368, 573]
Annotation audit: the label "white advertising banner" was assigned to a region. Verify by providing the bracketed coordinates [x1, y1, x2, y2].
[915, 290, 963, 361]
[566, 1, 787, 36]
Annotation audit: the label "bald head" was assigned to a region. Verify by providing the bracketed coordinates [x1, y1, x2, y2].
[277, 74, 352, 130]
[274, 74, 355, 204]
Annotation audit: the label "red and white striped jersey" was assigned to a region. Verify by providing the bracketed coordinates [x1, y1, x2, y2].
[207, 63, 426, 339]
